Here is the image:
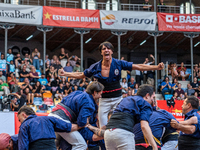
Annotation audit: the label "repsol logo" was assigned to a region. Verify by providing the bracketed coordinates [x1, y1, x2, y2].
[0, 10, 35, 19]
[122, 18, 155, 24]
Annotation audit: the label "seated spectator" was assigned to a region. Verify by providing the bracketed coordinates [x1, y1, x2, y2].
[128, 77, 135, 89]
[72, 85, 78, 91]
[179, 67, 190, 81]
[51, 55, 58, 65]
[45, 55, 51, 65]
[10, 96, 19, 111]
[158, 0, 166, 12]
[29, 66, 39, 83]
[45, 60, 51, 79]
[120, 78, 128, 93]
[19, 65, 29, 82]
[64, 62, 73, 72]
[195, 85, 200, 97]
[191, 77, 199, 90]
[21, 60, 31, 72]
[177, 62, 187, 73]
[7, 48, 14, 63]
[14, 52, 22, 69]
[174, 83, 185, 99]
[23, 53, 32, 64]
[53, 60, 62, 71]
[194, 91, 200, 99]
[127, 89, 132, 96]
[21, 78, 33, 104]
[79, 78, 89, 91]
[185, 83, 195, 97]
[61, 77, 66, 86]
[0, 53, 7, 76]
[0, 70, 6, 83]
[49, 66, 58, 79]
[68, 55, 80, 68]
[59, 48, 69, 67]
[38, 73, 48, 86]
[171, 78, 178, 91]
[161, 76, 173, 99]
[193, 64, 199, 78]
[73, 62, 81, 72]
[143, 0, 152, 11]
[32, 81, 44, 97]
[172, 63, 178, 80]
[9, 93, 26, 110]
[0, 79, 10, 96]
[132, 83, 139, 95]
[70, 77, 80, 87]
[55, 82, 65, 99]
[7, 72, 15, 89]
[64, 82, 72, 96]
[171, 92, 178, 101]
[11, 79, 21, 93]
[23, 87, 33, 105]
[32, 48, 40, 70]
[168, 62, 174, 76]
[9, 60, 15, 74]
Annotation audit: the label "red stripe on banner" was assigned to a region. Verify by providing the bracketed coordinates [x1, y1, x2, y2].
[102, 88, 122, 93]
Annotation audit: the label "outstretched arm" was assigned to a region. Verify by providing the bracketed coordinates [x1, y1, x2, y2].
[132, 62, 164, 71]
[58, 68, 86, 79]
[87, 124, 106, 141]
[179, 116, 198, 125]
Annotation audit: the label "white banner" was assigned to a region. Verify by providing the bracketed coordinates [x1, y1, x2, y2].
[0, 3, 42, 25]
[0, 112, 15, 135]
[100, 10, 156, 31]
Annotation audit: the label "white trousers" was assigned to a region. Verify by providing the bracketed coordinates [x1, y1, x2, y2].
[104, 128, 135, 150]
[161, 141, 178, 150]
[98, 96, 122, 127]
[48, 113, 87, 150]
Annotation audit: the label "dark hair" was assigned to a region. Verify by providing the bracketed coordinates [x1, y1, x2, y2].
[86, 81, 104, 95]
[186, 96, 199, 109]
[164, 76, 169, 81]
[18, 105, 35, 115]
[134, 83, 139, 89]
[137, 84, 154, 97]
[98, 41, 114, 53]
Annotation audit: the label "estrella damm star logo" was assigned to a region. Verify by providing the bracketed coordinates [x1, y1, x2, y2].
[44, 12, 52, 20]
[172, 109, 182, 113]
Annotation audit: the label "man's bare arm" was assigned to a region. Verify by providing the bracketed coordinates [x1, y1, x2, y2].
[132, 63, 164, 71]
[58, 69, 86, 79]
[141, 120, 158, 150]
[179, 116, 198, 125]
[87, 124, 105, 137]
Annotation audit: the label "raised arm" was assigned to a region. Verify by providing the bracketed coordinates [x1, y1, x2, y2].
[58, 68, 86, 79]
[132, 62, 164, 71]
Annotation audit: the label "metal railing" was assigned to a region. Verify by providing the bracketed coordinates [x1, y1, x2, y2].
[83, 2, 116, 10]
[121, 4, 152, 12]
[48, 0, 79, 8]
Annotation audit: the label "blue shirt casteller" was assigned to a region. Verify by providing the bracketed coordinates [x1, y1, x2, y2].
[61, 91, 98, 127]
[18, 115, 72, 150]
[180, 109, 200, 138]
[84, 58, 133, 84]
[11, 134, 18, 150]
[133, 109, 177, 142]
[114, 95, 153, 123]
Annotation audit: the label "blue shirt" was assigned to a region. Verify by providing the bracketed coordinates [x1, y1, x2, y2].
[0, 59, 6, 71]
[161, 81, 172, 90]
[61, 91, 98, 127]
[128, 82, 135, 89]
[114, 95, 153, 123]
[38, 78, 48, 86]
[64, 66, 73, 72]
[9, 64, 15, 73]
[11, 134, 18, 150]
[84, 58, 133, 84]
[7, 53, 14, 63]
[18, 115, 72, 150]
[180, 109, 200, 138]
[133, 109, 176, 141]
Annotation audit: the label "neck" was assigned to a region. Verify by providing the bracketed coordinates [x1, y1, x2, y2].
[102, 58, 112, 66]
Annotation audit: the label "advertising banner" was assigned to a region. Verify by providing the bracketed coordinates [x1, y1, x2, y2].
[43, 6, 100, 28]
[158, 12, 200, 32]
[100, 10, 156, 31]
[0, 3, 42, 25]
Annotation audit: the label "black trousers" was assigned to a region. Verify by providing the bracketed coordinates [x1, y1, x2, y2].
[29, 139, 56, 150]
[178, 136, 200, 150]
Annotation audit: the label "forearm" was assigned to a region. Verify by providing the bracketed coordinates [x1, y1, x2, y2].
[133, 64, 159, 71]
[64, 72, 85, 79]
[92, 134, 104, 141]
[176, 124, 196, 134]
[88, 125, 105, 137]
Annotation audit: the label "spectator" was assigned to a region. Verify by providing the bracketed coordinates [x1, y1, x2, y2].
[59, 48, 69, 68]
[127, 89, 132, 96]
[143, 54, 155, 84]
[73, 85, 78, 91]
[194, 91, 200, 99]
[0, 79, 10, 96]
[0, 70, 6, 83]
[21, 59, 31, 72]
[177, 62, 187, 75]
[51, 55, 58, 65]
[161, 76, 173, 99]
[135, 70, 142, 85]
[172, 63, 178, 80]
[29, 66, 39, 83]
[23, 53, 32, 64]
[174, 83, 185, 99]
[49, 66, 58, 78]
[10, 96, 19, 111]
[132, 83, 139, 95]
[53, 60, 62, 71]
[32, 48, 40, 70]
[64, 82, 72, 96]
[120, 78, 128, 93]
[38, 73, 48, 86]
[15, 52, 22, 68]
[7, 48, 14, 63]
[21, 78, 33, 104]
[185, 83, 195, 97]
[158, 0, 166, 12]
[55, 82, 65, 99]
[68, 55, 80, 68]
[128, 77, 135, 89]
[64, 62, 73, 72]
[73, 62, 81, 72]
[7, 72, 15, 88]
[60, 77, 66, 86]
[45, 60, 51, 79]
[147, 70, 155, 86]
[0, 53, 7, 76]
[32, 81, 44, 97]
[194, 64, 199, 78]
[70, 77, 80, 87]
[179, 67, 190, 81]
[79, 78, 89, 91]
[191, 77, 199, 90]
[143, 0, 152, 11]
[9, 60, 15, 73]
[11, 79, 21, 93]
[168, 62, 174, 76]
[9, 92, 26, 110]
[195, 85, 200, 97]
[45, 82, 52, 91]
[171, 78, 178, 91]
[19, 65, 29, 82]
[45, 55, 50, 65]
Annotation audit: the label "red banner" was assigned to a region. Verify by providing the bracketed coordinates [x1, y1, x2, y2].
[43, 6, 100, 28]
[157, 12, 200, 32]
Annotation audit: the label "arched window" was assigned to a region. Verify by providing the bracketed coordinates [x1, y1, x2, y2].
[82, 0, 96, 10]
[106, 0, 118, 11]
[180, 2, 195, 14]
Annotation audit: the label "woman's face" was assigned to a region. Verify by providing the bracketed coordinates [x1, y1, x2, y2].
[34, 48, 38, 52]
[36, 82, 40, 86]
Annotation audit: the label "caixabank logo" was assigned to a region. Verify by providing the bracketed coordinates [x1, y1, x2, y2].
[0, 10, 36, 19]
[166, 14, 200, 23]
[101, 14, 118, 25]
